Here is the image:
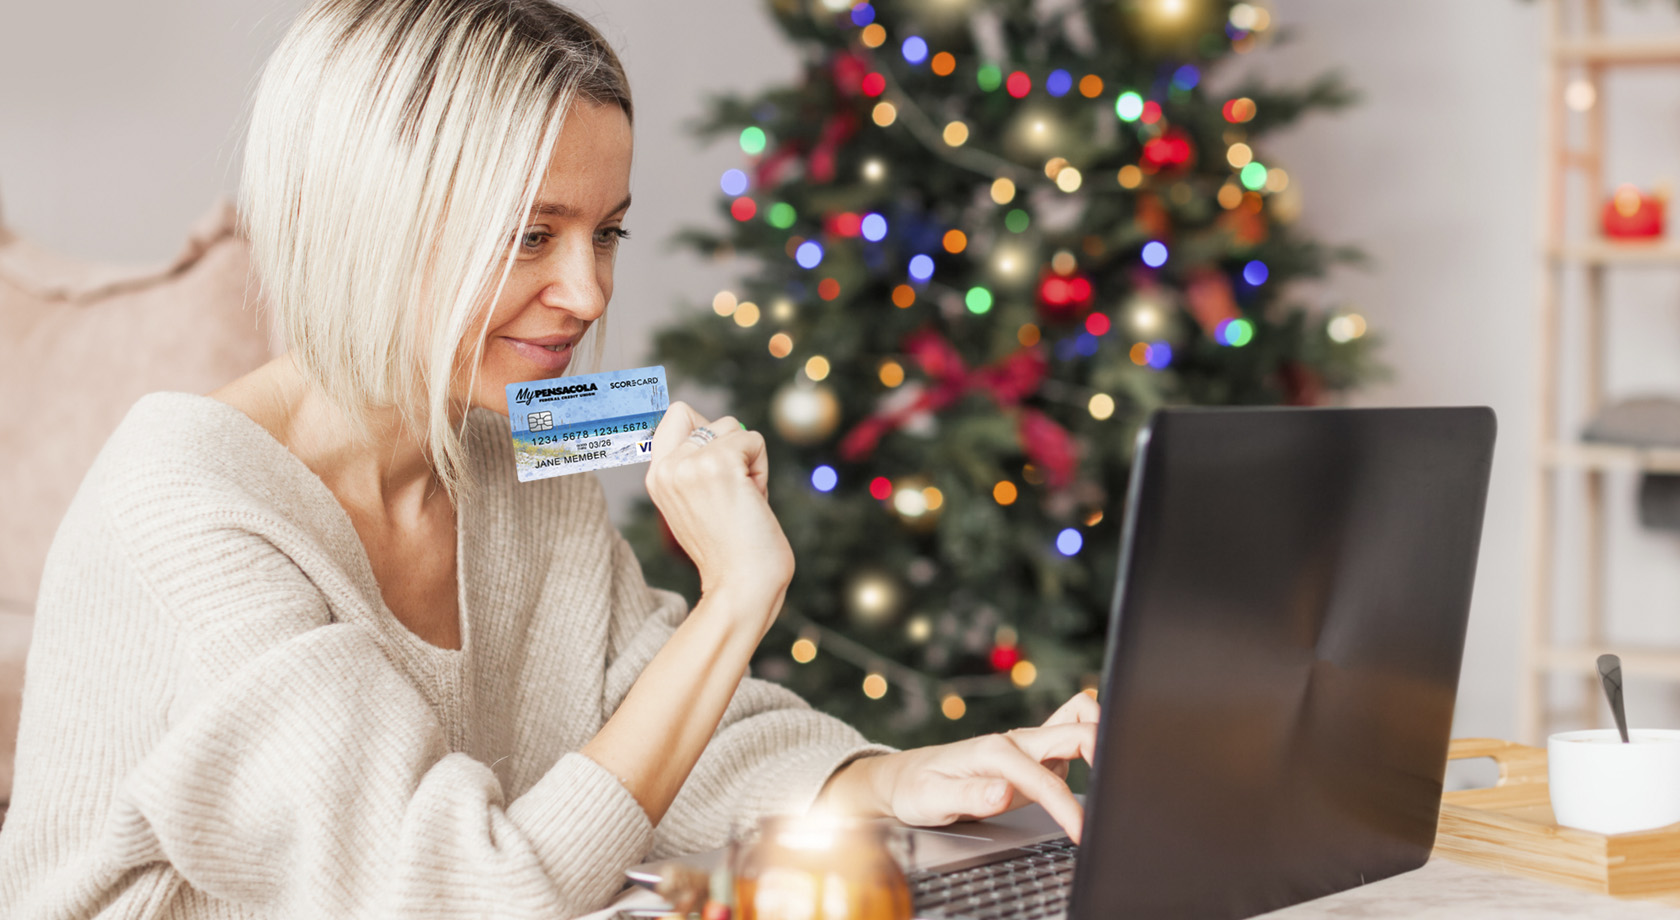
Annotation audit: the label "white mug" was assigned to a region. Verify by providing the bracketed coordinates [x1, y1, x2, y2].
[1548, 728, 1680, 835]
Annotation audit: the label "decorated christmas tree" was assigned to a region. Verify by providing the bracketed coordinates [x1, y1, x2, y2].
[623, 0, 1377, 748]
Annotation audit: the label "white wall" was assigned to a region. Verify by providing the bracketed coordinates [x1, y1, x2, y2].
[10, 0, 1678, 744]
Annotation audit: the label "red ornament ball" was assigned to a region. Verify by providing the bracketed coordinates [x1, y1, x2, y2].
[990, 644, 1022, 672]
[1141, 126, 1195, 173]
[1036, 268, 1095, 321]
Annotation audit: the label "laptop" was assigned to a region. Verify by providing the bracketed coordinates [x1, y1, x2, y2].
[630, 406, 1497, 919]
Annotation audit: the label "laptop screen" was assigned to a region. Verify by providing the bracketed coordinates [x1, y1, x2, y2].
[1073, 407, 1495, 918]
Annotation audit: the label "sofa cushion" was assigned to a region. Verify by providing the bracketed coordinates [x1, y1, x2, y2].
[0, 200, 273, 803]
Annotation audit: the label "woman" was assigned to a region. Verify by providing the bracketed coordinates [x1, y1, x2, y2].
[0, 1, 1098, 917]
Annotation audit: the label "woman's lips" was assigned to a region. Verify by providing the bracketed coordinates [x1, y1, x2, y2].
[503, 336, 575, 373]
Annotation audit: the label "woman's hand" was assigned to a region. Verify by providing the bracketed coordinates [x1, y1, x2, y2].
[646, 401, 793, 631]
[818, 692, 1101, 843]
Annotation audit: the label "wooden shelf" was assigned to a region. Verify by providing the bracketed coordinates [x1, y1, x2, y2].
[1537, 645, 1680, 680]
[1553, 36, 1680, 64]
[1543, 441, 1680, 474]
[1550, 241, 1680, 265]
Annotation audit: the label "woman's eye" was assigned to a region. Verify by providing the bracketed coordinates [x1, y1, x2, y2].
[596, 227, 631, 248]
[521, 229, 551, 251]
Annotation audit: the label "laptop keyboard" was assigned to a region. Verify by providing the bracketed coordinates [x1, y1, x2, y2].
[907, 838, 1076, 920]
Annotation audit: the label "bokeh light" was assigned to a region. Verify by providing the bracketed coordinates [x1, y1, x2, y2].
[712, 290, 737, 317]
[1088, 393, 1116, 420]
[1242, 260, 1269, 286]
[863, 673, 888, 699]
[879, 359, 905, 387]
[1046, 69, 1073, 97]
[805, 355, 831, 380]
[1240, 162, 1268, 190]
[792, 638, 817, 663]
[993, 480, 1018, 505]
[1115, 91, 1144, 121]
[1328, 313, 1369, 343]
[943, 230, 968, 253]
[1172, 64, 1200, 91]
[1011, 660, 1038, 688]
[942, 694, 967, 720]
[1080, 74, 1104, 98]
[943, 120, 970, 146]
[767, 332, 793, 358]
[908, 254, 935, 282]
[931, 51, 955, 76]
[1218, 317, 1255, 346]
[965, 286, 994, 314]
[1226, 142, 1253, 168]
[860, 23, 886, 48]
[991, 177, 1017, 204]
[869, 476, 893, 501]
[795, 240, 824, 269]
[1223, 97, 1257, 123]
[812, 465, 839, 492]
[861, 212, 889, 242]
[892, 284, 916, 308]
[1056, 528, 1083, 556]
[733, 302, 761, 328]
[1006, 71, 1031, 98]
[851, 3, 875, 26]
[767, 202, 797, 229]
[1141, 241, 1169, 268]
[1017, 323, 1041, 347]
[901, 36, 929, 65]
[977, 64, 1002, 92]
[861, 72, 886, 97]
[730, 197, 756, 221]
[1117, 165, 1143, 189]
[740, 126, 767, 155]
[720, 169, 749, 196]
[1085, 313, 1111, 336]
[872, 101, 898, 126]
[1005, 209, 1031, 233]
[1056, 167, 1083, 192]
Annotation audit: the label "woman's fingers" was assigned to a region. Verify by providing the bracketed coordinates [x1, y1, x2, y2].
[1043, 691, 1100, 728]
[1007, 722, 1098, 768]
[973, 736, 1086, 843]
[649, 400, 709, 460]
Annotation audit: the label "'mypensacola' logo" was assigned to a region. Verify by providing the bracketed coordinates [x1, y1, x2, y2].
[514, 382, 598, 406]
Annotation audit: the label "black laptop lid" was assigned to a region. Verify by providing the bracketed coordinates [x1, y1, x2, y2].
[1071, 407, 1496, 919]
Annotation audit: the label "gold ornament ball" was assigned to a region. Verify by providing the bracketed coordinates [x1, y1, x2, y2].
[771, 382, 840, 445]
[846, 570, 904, 626]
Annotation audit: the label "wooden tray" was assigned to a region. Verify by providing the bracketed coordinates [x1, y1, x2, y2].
[1434, 737, 1680, 903]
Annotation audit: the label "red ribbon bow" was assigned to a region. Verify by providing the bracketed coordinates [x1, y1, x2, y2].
[839, 330, 1078, 489]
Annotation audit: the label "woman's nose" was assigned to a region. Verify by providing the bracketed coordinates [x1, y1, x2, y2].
[535, 244, 607, 321]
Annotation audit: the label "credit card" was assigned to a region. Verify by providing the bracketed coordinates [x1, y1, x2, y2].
[505, 365, 668, 481]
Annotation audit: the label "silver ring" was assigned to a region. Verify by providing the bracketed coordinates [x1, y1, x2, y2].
[688, 426, 718, 446]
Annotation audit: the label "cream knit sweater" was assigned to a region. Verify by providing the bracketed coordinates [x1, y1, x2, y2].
[0, 393, 887, 919]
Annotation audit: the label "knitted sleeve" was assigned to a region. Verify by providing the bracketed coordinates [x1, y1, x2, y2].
[599, 531, 895, 861]
[4, 465, 652, 920]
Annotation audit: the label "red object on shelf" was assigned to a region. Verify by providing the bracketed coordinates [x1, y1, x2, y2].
[1601, 185, 1665, 239]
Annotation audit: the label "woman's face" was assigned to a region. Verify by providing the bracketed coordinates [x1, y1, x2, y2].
[462, 101, 634, 416]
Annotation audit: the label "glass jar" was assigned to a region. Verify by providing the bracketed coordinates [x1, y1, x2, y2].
[731, 814, 914, 920]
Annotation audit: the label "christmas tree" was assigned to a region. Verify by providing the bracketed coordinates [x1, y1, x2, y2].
[623, 0, 1377, 749]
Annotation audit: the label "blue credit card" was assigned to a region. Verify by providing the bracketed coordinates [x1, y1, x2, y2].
[505, 365, 668, 481]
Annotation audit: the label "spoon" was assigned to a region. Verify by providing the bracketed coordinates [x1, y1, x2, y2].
[1597, 653, 1630, 744]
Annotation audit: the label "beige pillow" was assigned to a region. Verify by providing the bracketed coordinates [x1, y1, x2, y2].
[0, 200, 273, 803]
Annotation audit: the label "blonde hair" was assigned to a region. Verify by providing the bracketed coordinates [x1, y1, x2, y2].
[241, 0, 631, 497]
